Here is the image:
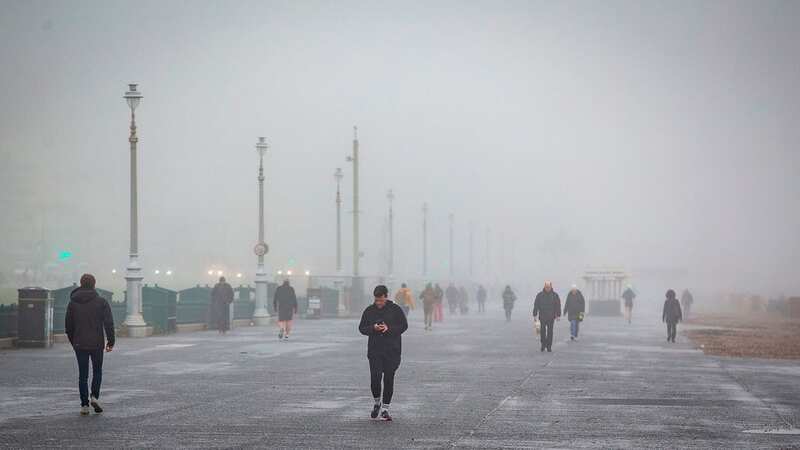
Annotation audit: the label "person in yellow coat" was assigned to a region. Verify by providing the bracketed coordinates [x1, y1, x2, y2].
[394, 283, 416, 317]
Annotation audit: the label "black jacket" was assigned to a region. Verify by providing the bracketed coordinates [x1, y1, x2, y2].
[533, 290, 561, 322]
[65, 287, 115, 350]
[563, 290, 586, 321]
[663, 298, 683, 323]
[502, 288, 517, 309]
[358, 300, 408, 364]
[211, 282, 234, 306]
[622, 288, 636, 306]
[274, 283, 298, 320]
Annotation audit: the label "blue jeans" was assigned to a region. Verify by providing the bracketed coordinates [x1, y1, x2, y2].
[75, 348, 104, 406]
[570, 319, 580, 338]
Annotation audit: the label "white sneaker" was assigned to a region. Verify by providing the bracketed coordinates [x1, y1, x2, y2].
[90, 396, 103, 413]
[80, 406, 90, 416]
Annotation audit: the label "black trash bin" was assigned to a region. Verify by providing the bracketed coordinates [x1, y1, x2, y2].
[17, 287, 53, 348]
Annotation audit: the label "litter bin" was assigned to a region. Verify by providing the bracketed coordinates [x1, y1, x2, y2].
[307, 296, 322, 319]
[17, 287, 53, 348]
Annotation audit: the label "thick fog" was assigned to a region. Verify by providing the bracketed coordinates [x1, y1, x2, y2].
[2, 0, 799, 299]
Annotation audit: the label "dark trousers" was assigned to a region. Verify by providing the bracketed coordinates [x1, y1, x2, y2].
[75, 348, 104, 406]
[423, 307, 433, 328]
[666, 321, 678, 341]
[540, 319, 555, 349]
[504, 307, 512, 321]
[369, 356, 398, 405]
[478, 301, 485, 313]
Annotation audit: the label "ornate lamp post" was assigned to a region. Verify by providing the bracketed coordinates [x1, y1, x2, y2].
[252, 137, 271, 325]
[122, 84, 147, 337]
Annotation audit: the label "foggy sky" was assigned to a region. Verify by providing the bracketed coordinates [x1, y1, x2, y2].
[2, 0, 799, 298]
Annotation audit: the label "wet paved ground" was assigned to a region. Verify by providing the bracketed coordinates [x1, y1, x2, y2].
[1, 304, 798, 449]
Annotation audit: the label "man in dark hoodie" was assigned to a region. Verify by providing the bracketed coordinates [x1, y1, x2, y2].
[533, 281, 561, 352]
[358, 285, 408, 421]
[274, 279, 298, 340]
[663, 289, 683, 343]
[65, 274, 115, 416]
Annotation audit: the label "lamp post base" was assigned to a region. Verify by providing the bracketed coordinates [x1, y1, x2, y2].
[125, 323, 151, 338]
[252, 314, 273, 326]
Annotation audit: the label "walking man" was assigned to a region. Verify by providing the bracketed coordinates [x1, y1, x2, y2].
[533, 281, 561, 352]
[476, 285, 487, 313]
[359, 285, 408, 421]
[446, 283, 460, 315]
[502, 285, 517, 322]
[563, 284, 586, 341]
[274, 279, 298, 340]
[394, 283, 415, 317]
[680, 289, 694, 321]
[65, 274, 115, 416]
[458, 286, 469, 314]
[211, 276, 234, 334]
[420, 283, 436, 331]
[663, 289, 683, 343]
[622, 285, 636, 324]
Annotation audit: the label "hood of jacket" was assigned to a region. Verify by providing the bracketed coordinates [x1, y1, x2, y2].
[70, 287, 99, 304]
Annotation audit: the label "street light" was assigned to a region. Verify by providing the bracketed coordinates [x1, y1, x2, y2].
[154, 269, 160, 275]
[216, 270, 223, 276]
[334, 167, 343, 274]
[287, 270, 293, 276]
[207, 270, 214, 276]
[305, 270, 311, 276]
[236, 272, 243, 279]
[252, 137, 271, 324]
[166, 270, 173, 276]
[122, 83, 147, 337]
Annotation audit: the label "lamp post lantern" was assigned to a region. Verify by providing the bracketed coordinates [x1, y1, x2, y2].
[334, 168, 343, 274]
[122, 84, 147, 337]
[252, 137, 271, 325]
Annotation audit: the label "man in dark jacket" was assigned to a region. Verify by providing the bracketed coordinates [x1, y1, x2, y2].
[476, 285, 487, 313]
[358, 285, 408, 421]
[211, 277, 234, 335]
[65, 274, 115, 416]
[663, 289, 683, 343]
[274, 279, 298, 340]
[533, 281, 561, 352]
[563, 285, 586, 341]
[445, 283, 460, 314]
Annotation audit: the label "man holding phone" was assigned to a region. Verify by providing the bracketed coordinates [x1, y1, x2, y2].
[65, 274, 115, 416]
[358, 285, 408, 421]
